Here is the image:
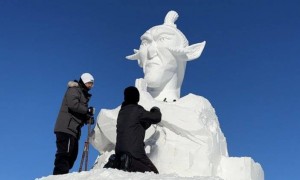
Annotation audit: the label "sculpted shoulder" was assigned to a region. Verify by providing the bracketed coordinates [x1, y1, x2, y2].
[138, 90, 214, 112]
[176, 93, 214, 111]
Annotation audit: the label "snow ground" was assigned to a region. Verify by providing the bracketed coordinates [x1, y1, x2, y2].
[36, 168, 224, 180]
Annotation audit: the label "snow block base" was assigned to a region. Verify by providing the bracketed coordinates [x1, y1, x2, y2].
[217, 156, 264, 180]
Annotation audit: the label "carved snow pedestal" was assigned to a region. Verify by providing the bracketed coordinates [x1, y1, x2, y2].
[90, 10, 264, 180]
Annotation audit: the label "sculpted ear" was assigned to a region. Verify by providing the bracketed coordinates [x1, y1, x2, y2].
[186, 41, 206, 61]
[125, 49, 142, 67]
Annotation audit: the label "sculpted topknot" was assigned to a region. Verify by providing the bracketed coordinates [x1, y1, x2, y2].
[164, 10, 178, 28]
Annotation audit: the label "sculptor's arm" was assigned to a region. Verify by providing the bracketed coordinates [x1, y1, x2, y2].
[140, 106, 161, 129]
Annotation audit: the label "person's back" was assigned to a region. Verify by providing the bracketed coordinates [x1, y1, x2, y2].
[114, 86, 161, 173]
[116, 104, 160, 159]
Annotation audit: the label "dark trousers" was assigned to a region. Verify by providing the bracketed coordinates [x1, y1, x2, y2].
[53, 132, 78, 175]
[131, 155, 159, 174]
[113, 152, 158, 174]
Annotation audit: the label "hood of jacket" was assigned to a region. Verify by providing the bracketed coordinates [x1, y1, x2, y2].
[67, 80, 92, 99]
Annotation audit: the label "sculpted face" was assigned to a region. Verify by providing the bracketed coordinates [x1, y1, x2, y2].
[126, 11, 206, 100]
[139, 26, 182, 88]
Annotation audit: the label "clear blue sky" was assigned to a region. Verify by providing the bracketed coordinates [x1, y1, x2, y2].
[0, 1, 299, 180]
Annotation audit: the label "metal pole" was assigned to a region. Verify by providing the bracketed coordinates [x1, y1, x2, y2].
[79, 117, 92, 172]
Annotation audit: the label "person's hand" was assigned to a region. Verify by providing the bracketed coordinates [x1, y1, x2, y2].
[87, 106, 95, 115]
[90, 116, 95, 125]
[85, 116, 95, 125]
[150, 106, 160, 112]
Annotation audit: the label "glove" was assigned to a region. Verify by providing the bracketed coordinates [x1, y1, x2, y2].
[150, 106, 160, 112]
[85, 116, 95, 125]
[87, 106, 95, 115]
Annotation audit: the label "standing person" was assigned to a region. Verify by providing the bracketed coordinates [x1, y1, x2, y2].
[53, 73, 95, 175]
[115, 86, 161, 173]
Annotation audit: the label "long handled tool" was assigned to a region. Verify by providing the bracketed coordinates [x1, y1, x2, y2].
[78, 115, 94, 172]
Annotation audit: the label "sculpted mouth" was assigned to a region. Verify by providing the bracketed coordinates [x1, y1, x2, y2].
[146, 62, 160, 68]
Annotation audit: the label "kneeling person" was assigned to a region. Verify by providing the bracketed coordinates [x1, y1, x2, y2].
[107, 86, 161, 173]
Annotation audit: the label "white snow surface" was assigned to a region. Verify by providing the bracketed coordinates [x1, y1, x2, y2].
[37, 168, 223, 180]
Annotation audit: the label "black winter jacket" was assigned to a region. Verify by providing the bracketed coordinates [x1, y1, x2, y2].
[54, 81, 91, 139]
[115, 104, 161, 159]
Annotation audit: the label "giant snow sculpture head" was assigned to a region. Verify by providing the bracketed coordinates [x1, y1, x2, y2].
[126, 11, 206, 102]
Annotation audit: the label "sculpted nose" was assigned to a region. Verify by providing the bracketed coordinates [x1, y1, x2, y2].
[147, 43, 157, 60]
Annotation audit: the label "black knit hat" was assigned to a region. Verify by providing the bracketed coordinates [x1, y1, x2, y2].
[124, 86, 140, 104]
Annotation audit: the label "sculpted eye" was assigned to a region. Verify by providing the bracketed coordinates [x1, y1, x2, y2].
[158, 37, 166, 42]
[157, 35, 171, 43]
[141, 40, 149, 46]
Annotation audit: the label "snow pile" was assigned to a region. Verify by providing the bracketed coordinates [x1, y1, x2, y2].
[90, 80, 264, 180]
[37, 168, 224, 180]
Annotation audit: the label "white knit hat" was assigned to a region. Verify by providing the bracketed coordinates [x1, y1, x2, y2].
[81, 73, 94, 84]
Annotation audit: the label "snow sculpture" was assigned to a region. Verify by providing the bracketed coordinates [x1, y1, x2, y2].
[91, 11, 264, 180]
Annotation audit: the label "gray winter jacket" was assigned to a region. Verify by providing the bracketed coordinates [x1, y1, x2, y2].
[54, 81, 91, 139]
